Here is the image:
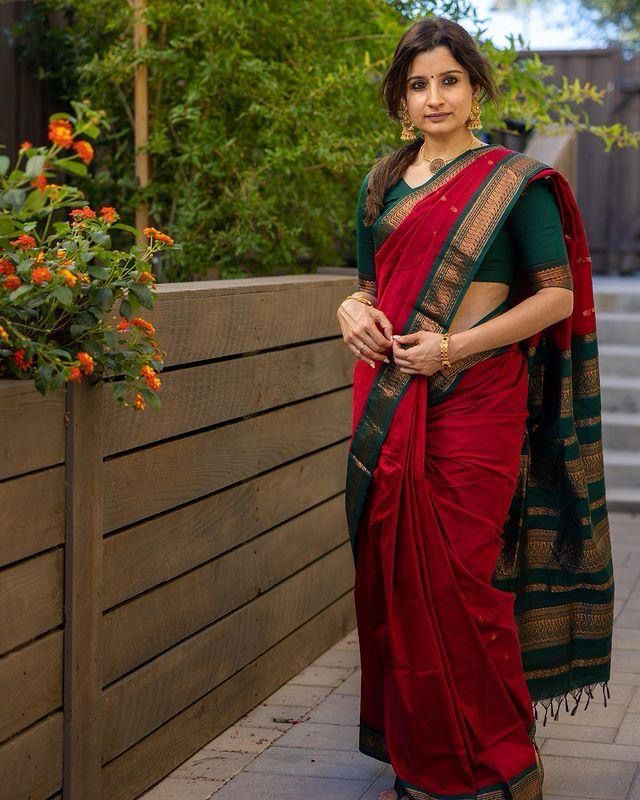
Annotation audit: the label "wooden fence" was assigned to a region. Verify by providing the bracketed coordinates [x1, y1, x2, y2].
[0, 274, 358, 800]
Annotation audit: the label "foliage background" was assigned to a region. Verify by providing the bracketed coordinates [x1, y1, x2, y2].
[8, 0, 639, 280]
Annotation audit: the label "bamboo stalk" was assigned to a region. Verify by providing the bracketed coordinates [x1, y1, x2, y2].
[133, 0, 149, 247]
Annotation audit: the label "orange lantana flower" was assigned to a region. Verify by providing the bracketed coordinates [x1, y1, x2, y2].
[0, 259, 15, 275]
[73, 140, 94, 164]
[140, 363, 161, 390]
[19, 141, 33, 152]
[13, 349, 33, 370]
[58, 268, 77, 287]
[100, 206, 118, 224]
[70, 206, 97, 221]
[0, 325, 9, 341]
[133, 392, 145, 410]
[31, 174, 48, 192]
[68, 366, 82, 383]
[31, 266, 53, 285]
[131, 316, 156, 337]
[143, 226, 175, 247]
[77, 351, 95, 375]
[138, 270, 156, 285]
[3, 275, 21, 291]
[11, 234, 37, 250]
[48, 119, 74, 148]
[116, 317, 130, 333]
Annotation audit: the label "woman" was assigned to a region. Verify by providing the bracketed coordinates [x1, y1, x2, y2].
[336, 16, 615, 800]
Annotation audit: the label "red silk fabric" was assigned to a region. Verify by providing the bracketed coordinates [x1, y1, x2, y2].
[354, 343, 535, 794]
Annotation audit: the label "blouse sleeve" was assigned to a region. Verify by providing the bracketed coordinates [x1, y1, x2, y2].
[508, 178, 573, 293]
[355, 172, 378, 296]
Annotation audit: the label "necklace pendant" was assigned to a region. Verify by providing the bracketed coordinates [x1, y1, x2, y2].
[429, 157, 445, 174]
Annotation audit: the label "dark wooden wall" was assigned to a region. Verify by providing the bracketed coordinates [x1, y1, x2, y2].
[0, 274, 358, 800]
[524, 48, 640, 275]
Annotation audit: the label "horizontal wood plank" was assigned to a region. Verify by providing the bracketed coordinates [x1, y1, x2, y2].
[0, 630, 62, 743]
[0, 549, 63, 655]
[103, 338, 353, 455]
[103, 388, 351, 532]
[0, 711, 63, 800]
[102, 591, 356, 800]
[103, 494, 348, 683]
[102, 542, 354, 761]
[0, 381, 65, 480]
[107, 275, 354, 369]
[103, 441, 348, 609]
[0, 467, 65, 568]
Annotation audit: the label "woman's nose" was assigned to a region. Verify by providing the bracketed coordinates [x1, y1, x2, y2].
[426, 81, 444, 106]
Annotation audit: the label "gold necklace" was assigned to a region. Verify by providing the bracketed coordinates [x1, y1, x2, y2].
[420, 133, 479, 174]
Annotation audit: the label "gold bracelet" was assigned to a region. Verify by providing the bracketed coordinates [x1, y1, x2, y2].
[440, 332, 452, 368]
[344, 293, 374, 307]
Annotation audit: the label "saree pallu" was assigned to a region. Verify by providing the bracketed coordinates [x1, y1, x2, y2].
[346, 145, 615, 800]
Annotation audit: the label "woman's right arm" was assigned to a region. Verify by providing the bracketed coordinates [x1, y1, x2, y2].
[337, 174, 393, 367]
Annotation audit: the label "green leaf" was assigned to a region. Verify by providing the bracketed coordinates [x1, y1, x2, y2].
[34, 364, 53, 394]
[52, 286, 74, 306]
[89, 230, 111, 247]
[112, 222, 139, 236]
[25, 155, 47, 179]
[88, 264, 110, 280]
[92, 287, 114, 308]
[129, 283, 154, 309]
[119, 299, 133, 319]
[8, 284, 33, 302]
[0, 156, 10, 177]
[58, 159, 88, 176]
[0, 189, 27, 212]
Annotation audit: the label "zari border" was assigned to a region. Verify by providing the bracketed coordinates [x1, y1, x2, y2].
[346, 150, 547, 562]
[360, 719, 542, 800]
[373, 144, 503, 249]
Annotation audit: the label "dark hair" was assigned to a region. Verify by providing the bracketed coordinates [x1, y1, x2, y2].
[363, 16, 500, 225]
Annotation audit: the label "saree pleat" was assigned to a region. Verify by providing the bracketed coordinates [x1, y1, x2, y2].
[347, 144, 614, 799]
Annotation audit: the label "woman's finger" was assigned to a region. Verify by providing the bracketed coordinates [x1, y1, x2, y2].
[347, 340, 375, 368]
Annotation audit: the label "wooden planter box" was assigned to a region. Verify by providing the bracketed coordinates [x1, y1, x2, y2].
[0, 274, 357, 800]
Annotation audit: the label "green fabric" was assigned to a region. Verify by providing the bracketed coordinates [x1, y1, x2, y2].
[355, 172, 569, 287]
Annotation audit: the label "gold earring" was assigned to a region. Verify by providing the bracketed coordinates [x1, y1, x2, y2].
[466, 96, 482, 130]
[400, 106, 416, 141]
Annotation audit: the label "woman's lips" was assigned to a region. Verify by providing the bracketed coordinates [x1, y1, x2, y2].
[426, 113, 451, 120]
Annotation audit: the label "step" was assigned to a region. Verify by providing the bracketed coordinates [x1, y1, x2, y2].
[604, 451, 640, 489]
[605, 487, 640, 514]
[602, 413, 640, 451]
[601, 376, 640, 414]
[594, 277, 640, 313]
[596, 312, 640, 346]
[598, 345, 640, 378]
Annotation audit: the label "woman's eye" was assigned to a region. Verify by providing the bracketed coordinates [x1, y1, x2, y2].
[443, 76, 457, 85]
[411, 82, 425, 90]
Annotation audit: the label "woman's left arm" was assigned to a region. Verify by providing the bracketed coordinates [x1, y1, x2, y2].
[451, 177, 575, 360]
[448, 286, 573, 362]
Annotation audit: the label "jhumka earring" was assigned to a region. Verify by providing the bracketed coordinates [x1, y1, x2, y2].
[466, 96, 482, 130]
[400, 106, 416, 141]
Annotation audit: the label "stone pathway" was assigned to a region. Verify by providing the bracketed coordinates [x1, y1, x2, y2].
[141, 511, 639, 800]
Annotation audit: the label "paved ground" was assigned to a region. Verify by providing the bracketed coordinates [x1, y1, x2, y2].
[142, 511, 639, 800]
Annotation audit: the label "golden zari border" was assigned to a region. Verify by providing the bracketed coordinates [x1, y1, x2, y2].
[528, 263, 574, 292]
[517, 600, 614, 651]
[373, 153, 545, 409]
[374, 145, 503, 247]
[358, 277, 378, 295]
[525, 654, 611, 680]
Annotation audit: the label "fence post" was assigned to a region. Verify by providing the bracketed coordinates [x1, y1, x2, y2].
[63, 379, 103, 799]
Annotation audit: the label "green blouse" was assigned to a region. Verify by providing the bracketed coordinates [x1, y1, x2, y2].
[355, 170, 571, 292]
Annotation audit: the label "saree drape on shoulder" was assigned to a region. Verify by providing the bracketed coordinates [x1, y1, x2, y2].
[346, 144, 615, 800]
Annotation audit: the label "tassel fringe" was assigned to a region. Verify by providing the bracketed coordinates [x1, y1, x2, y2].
[532, 680, 610, 726]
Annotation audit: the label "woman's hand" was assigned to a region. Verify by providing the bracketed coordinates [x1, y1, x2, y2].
[337, 296, 393, 368]
[391, 330, 444, 376]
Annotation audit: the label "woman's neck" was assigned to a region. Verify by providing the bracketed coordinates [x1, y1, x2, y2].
[420, 128, 476, 158]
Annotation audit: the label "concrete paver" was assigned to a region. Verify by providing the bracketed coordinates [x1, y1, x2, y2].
[142, 511, 640, 800]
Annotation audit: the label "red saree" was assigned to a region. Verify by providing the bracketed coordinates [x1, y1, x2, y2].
[346, 145, 614, 800]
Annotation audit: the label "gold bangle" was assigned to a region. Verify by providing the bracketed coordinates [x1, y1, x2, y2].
[344, 293, 374, 307]
[440, 332, 452, 368]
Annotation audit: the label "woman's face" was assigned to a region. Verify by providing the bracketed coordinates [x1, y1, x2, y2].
[403, 45, 477, 138]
